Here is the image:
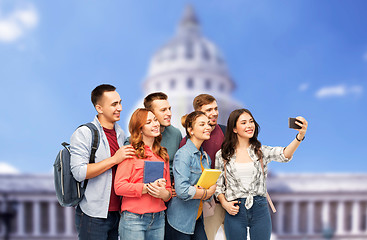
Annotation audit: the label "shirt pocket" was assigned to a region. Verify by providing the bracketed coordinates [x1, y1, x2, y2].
[132, 160, 145, 182]
[189, 166, 202, 184]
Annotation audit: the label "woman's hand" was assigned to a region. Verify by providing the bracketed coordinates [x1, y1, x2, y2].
[295, 116, 308, 139]
[222, 200, 240, 216]
[204, 184, 217, 200]
[147, 179, 170, 201]
[284, 116, 309, 159]
[155, 178, 167, 188]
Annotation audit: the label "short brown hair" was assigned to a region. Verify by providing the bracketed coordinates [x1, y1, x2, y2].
[91, 84, 116, 106]
[144, 92, 168, 110]
[193, 94, 216, 111]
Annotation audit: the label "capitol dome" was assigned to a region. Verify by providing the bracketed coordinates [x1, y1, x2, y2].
[144, 5, 235, 96]
[141, 5, 241, 131]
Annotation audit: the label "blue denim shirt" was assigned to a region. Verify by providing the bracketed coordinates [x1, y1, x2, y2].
[167, 139, 211, 234]
[70, 116, 125, 218]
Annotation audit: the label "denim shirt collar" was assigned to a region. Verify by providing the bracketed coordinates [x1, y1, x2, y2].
[185, 138, 204, 156]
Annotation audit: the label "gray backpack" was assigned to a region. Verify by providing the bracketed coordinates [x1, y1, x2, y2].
[53, 123, 99, 207]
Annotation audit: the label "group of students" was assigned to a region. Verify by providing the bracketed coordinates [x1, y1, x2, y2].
[70, 84, 308, 240]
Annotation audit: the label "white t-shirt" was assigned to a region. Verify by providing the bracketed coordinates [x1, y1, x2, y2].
[234, 162, 256, 190]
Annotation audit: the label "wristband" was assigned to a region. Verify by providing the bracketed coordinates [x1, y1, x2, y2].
[201, 190, 205, 200]
[296, 133, 305, 142]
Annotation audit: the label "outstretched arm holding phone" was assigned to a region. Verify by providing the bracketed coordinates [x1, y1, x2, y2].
[284, 116, 308, 159]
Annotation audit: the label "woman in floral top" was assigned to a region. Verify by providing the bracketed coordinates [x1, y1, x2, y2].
[215, 109, 308, 240]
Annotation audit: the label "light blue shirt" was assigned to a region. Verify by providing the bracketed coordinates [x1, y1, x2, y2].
[70, 116, 125, 218]
[167, 139, 211, 234]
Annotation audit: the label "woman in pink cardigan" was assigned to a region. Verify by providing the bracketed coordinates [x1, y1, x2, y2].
[114, 108, 172, 240]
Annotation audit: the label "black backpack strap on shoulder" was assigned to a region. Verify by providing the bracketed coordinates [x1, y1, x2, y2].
[82, 123, 99, 164]
[78, 123, 100, 189]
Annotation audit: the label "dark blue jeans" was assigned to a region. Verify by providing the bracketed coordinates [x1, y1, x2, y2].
[166, 214, 207, 240]
[224, 196, 271, 240]
[75, 205, 120, 240]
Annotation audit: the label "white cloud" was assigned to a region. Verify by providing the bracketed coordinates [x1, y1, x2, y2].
[315, 84, 363, 98]
[0, 4, 38, 43]
[299, 83, 309, 91]
[0, 162, 20, 174]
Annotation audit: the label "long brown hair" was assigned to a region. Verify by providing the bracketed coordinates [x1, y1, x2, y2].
[221, 109, 262, 162]
[129, 108, 168, 162]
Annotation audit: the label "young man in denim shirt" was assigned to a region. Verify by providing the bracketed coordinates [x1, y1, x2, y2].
[70, 84, 135, 240]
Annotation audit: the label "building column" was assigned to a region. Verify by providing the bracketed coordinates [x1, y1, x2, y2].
[292, 201, 299, 235]
[48, 201, 57, 236]
[351, 201, 360, 234]
[64, 206, 74, 236]
[32, 201, 41, 236]
[322, 201, 330, 230]
[307, 201, 314, 235]
[336, 201, 345, 235]
[0, 200, 3, 236]
[276, 201, 284, 235]
[16, 201, 25, 236]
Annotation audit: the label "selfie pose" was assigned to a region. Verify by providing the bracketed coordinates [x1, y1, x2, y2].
[166, 111, 217, 240]
[114, 108, 172, 240]
[215, 109, 308, 240]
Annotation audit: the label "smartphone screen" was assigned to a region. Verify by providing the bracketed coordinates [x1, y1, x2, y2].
[289, 118, 302, 129]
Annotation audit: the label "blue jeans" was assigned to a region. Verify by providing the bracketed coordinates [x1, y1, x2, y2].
[166, 214, 207, 240]
[224, 196, 271, 240]
[119, 210, 165, 240]
[75, 205, 119, 240]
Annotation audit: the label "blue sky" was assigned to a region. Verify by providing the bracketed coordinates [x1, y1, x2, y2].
[0, 0, 366, 174]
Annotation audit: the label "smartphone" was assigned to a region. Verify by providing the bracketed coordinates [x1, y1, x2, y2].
[289, 118, 302, 129]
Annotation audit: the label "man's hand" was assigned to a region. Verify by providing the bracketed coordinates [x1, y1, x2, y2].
[113, 145, 135, 164]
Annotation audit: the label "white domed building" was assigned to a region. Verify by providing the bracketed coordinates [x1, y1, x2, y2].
[141, 6, 241, 130]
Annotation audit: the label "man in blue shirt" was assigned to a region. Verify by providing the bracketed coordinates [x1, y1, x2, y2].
[143, 92, 182, 181]
[143, 92, 182, 240]
[70, 84, 135, 240]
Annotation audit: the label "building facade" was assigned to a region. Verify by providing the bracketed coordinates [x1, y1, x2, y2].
[1, 174, 367, 240]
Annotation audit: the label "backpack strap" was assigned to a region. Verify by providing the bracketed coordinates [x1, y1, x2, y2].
[78, 123, 100, 189]
[259, 158, 276, 213]
[82, 123, 99, 164]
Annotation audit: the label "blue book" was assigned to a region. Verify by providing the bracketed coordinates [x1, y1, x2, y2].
[143, 161, 164, 183]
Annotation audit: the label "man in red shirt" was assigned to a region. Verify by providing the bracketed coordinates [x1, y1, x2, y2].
[70, 84, 135, 240]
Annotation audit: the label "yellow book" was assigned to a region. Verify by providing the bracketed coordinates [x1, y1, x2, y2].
[196, 169, 221, 189]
